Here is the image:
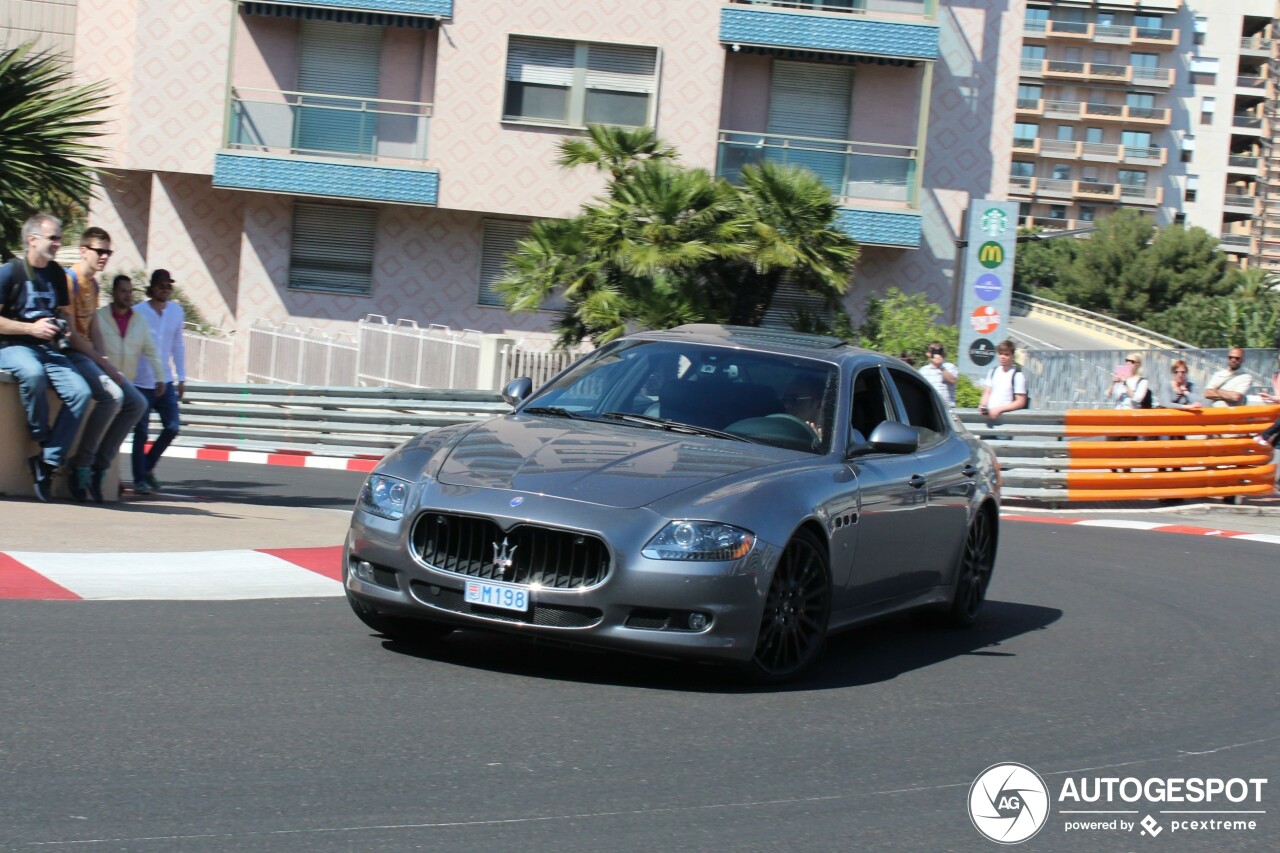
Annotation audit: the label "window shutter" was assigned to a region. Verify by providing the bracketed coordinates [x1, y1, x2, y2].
[299, 21, 382, 97]
[290, 203, 377, 295]
[479, 220, 531, 307]
[761, 277, 833, 331]
[506, 37, 575, 87]
[584, 44, 657, 93]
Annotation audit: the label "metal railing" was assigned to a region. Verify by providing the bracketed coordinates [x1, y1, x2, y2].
[498, 340, 585, 389]
[1013, 292, 1195, 353]
[182, 324, 235, 383]
[1229, 155, 1261, 170]
[246, 321, 359, 386]
[356, 316, 482, 390]
[1224, 193, 1259, 209]
[1025, 20, 1176, 45]
[226, 87, 432, 164]
[1241, 36, 1274, 52]
[717, 130, 918, 206]
[1234, 114, 1265, 129]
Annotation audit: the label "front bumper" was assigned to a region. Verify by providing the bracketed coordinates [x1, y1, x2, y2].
[344, 486, 778, 663]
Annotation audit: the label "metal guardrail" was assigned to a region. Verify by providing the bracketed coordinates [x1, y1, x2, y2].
[1012, 292, 1194, 350]
[956, 407, 1278, 502]
[173, 383, 510, 455]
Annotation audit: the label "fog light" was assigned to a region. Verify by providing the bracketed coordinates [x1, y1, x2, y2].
[352, 559, 376, 583]
[688, 612, 708, 631]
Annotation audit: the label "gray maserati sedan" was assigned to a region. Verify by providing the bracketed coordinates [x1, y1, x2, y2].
[344, 324, 1000, 681]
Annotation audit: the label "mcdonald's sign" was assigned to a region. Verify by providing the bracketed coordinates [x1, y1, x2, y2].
[977, 241, 1005, 269]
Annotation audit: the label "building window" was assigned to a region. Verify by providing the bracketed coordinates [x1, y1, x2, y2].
[1056, 125, 1074, 142]
[1200, 96, 1216, 125]
[1052, 164, 1071, 181]
[1079, 206, 1096, 222]
[1117, 169, 1147, 187]
[1190, 57, 1219, 76]
[1085, 127, 1104, 144]
[478, 219, 532, 307]
[1193, 16, 1207, 46]
[1184, 174, 1198, 202]
[1014, 122, 1039, 148]
[1133, 14, 1164, 39]
[289, 203, 376, 295]
[504, 36, 659, 128]
[1049, 205, 1067, 220]
[1173, 212, 1186, 225]
[1011, 161, 1035, 177]
[1180, 135, 1195, 164]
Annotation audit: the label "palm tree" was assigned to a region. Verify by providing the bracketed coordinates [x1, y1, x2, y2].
[0, 42, 111, 254]
[554, 124, 678, 180]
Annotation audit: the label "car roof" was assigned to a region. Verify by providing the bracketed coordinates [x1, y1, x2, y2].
[633, 324, 882, 363]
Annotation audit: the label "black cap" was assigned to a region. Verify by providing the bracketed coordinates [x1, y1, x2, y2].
[150, 269, 175, 285]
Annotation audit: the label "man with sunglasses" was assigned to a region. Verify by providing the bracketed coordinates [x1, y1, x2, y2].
[1203, 348, 1252, 408]
[61, 227, 148, 502]
[130, 270, 185, 494]
[0, 213, 91, 501]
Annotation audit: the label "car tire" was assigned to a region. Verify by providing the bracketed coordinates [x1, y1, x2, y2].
[345, 589, 455, 642]
[741, 529, 831, 683]
[941, 508, 996, 629]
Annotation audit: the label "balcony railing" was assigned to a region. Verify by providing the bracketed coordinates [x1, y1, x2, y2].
[1023, 215, 1088, 231]
[1023, 59, 1172, 86]
[1237, 75, 1267, 90]
[1224, 193, 1259, 209]
[1241, 37, 1274, 52]
[1219, 234, 1252, 249]
[1117, 184, 1161, 204]
[1233, 114, 1265, 129]
[1026, 20, 1176, 46]
[1013, 137, 1165, 166]
[725, 0, 937, 18]
[1229, 155, 1261, 170]
[1122, 145, 1165, 165]
[717, 130, 918, 207]
[226, 87, 432, 164]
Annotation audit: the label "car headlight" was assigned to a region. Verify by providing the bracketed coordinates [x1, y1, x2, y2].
[642, 521, 755, 561]
[358, 474, 410, 520]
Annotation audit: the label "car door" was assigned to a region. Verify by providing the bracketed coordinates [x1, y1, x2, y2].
[835, 366, 930, 610]
[885, 367, 973, 592]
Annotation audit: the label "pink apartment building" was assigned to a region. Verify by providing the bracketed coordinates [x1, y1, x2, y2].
[75, 0, 1020, 376]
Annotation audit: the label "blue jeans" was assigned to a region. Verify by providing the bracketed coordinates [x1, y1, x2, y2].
[66, 350, 149, 470]
[131, 383, 180, 483]
[0, 343, 92, 469]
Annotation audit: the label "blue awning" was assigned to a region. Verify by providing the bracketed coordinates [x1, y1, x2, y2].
[242, 2, 438, 29]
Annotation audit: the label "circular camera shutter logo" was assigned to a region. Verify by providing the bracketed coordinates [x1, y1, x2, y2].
[968, 763, 1050, 844]
[973, 273, 1004, 302]
[969, 338, 996, 366]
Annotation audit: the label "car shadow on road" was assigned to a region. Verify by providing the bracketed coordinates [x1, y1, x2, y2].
[377, 599, 1063, 693]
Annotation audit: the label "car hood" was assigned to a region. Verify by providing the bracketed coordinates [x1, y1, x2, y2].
[435, 415, 790, 509]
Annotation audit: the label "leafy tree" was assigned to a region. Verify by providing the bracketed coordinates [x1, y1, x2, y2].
[1148, 270, 1280, 348]
[1012, 227, 1078, 295]
[0, 43, 111, 255]
[856, 287, 958, 361]
[499, 127, 859, 346]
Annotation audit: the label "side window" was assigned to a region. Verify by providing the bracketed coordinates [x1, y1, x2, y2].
[887, 368, 947, 448]
[849, 367, 892, 443]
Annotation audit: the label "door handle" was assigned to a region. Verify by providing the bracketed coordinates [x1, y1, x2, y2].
[909, 474, 927, 489]
[962, 465, 979, 478]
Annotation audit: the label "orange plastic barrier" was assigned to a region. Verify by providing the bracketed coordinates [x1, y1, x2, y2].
[1057, 405, 1279, 501]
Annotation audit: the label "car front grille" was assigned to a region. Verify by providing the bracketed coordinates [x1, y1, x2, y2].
[410, 512, 611, 588]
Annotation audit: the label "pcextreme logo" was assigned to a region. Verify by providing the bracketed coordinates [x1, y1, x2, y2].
[969, 764, 1268, 844]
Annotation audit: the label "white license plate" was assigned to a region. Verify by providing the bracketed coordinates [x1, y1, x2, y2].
[464, 579, 529, 612]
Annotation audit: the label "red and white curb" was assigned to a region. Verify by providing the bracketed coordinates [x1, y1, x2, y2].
[0, 546, 344, 601]
[1002, 514, 1280, 546]
[162, 445, 380, 472]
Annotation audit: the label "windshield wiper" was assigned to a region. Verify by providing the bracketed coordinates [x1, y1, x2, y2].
[600, 412, 753, 443]
[522, 406, 584, 419]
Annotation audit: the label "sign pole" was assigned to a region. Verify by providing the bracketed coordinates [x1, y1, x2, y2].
[955, 200, 1019, 384]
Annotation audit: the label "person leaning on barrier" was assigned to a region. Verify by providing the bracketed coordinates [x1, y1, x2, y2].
[978, 339, 1027, 418]
[1165, 359, 1201, 409]
[61, 227, 149, 502]
[1109, 352, 1152, 409]
[0, 214, 92, 502]
[1203, 348, 1252, 408]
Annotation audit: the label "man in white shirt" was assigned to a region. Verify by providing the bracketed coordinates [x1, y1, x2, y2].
[918, 341, 957, 407]
[129, 269, 186, 494]
[1203, 348, 1252, 408]
[978, 339, 1027, 418]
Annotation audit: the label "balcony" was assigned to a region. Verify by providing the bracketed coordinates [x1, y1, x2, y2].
[214, 87, 439, 205]
[717, 130, 921, 247]
[1223, 193, 1260, 214]
[1074, 181, 1121, 202]
[1121, 145, 1166, 166]
[1228, 155, 1261, 174]
[1218, 234, 1252, 254]
[1117, 184, 1162, 206]
[1237, 74, 1267, 92]
[1022, 215, 1090, 232]
[1008, 174, 1034, 196]
[1022, 59, 1173, 87]
[720, 2, 939, 61]
[1033, 99, 1170, 125]
[1016, 138, 1166, 166]
[1233, 114, 1265, 133]
[1241, 36, 1274, 56]
[1024, 20, 1176, 49]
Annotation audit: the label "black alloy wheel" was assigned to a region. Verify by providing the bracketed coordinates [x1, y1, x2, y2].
[745, 529, 831, 682]
[345, 589, 456, 642]
[944, 508, 996, 628]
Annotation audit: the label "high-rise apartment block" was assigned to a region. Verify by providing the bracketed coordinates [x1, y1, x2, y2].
[1009, 0, 1280, 271]
[66, 0, 1019, 368]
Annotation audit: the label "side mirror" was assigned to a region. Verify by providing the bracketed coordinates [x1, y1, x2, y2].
[502, 377, 533, 407]
[866, 421, 919, 454]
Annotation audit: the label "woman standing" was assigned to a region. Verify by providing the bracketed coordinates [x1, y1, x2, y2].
[1109, 353, 1152, 409]
[1166, 359, 1198, 409]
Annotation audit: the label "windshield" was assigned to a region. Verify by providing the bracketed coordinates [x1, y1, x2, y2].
[524, 340, 838, 454]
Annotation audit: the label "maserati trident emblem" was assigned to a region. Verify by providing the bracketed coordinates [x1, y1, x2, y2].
[491, 538, 518, 578]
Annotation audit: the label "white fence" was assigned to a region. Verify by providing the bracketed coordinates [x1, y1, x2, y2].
[182, 324, 236, 383]
[240, 315, 584, 390]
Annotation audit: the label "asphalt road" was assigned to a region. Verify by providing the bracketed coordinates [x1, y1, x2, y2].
[1, 475, 1276, 852]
